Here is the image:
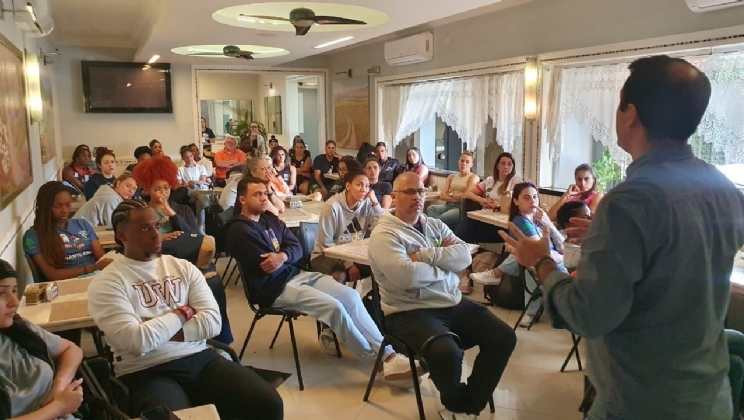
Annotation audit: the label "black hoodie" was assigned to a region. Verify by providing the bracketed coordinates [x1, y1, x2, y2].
[225, 212, 303, 308]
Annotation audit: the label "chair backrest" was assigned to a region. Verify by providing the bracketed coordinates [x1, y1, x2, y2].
[78, 357, 131, 420]
[296, 222, 318, 270]
[234, 260, 260, 314]
[24, 254, 48, 284]
[368, 275, 388, 335]
[205, 204, 227, 254]
[459, 197, 483, 226]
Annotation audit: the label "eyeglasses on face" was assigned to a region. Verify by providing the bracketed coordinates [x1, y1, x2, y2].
[395, 188, 427, 197]
[151, 185, 171, 194]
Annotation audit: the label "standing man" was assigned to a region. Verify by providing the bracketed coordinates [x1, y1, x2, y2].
[369, 172, 516, 420]
[311, 140, 340, 200]
[375, 142, 402, 184]
[213, 135, 247, 187]
[501, 55, 744, 420]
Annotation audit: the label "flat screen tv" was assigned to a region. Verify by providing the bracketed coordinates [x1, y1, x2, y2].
[81, 61, 173, 113]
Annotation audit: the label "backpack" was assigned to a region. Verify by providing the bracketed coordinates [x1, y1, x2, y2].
[356, 142, 376, 163]
[483, 273, 525, 310]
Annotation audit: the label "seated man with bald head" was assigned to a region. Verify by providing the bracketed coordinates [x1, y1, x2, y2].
[368, 172, 517, 420]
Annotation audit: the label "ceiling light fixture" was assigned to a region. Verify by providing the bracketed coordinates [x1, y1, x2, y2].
[148, 55, 160, 64]
[126, 83, 132, 87]
[314, 36, 354, 49]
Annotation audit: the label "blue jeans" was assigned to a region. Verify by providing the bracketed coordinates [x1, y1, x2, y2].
[427, 203, 461, 228]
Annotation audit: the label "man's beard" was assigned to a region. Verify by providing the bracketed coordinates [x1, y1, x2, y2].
[143, 251, 162, 261]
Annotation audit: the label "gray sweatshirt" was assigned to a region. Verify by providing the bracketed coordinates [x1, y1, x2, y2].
[72, 185, 122, 227]
[368, 212, 471, 315]
[311, 192, 383, 265]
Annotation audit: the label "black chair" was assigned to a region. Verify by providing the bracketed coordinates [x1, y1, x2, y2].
[234, 262, 341, 391]
[296, 222, 318, 270]
[560, 333, 583, 372]
[215, 206, 239, 287]
[512, 265, 544, 331]
[362, 275, 495, 420]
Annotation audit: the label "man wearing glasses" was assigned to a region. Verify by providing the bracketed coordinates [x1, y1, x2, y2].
[368, 172, 517, 420]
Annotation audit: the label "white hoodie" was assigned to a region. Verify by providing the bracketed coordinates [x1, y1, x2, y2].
[72, 185, 122, 227]
[87, 254, 221, 376]
[368, 212, 471, 315]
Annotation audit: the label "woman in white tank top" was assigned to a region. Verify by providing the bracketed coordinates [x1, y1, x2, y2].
[425, 152, 480, 228]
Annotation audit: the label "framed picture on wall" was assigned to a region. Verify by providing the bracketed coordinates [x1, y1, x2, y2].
[0, 34, 33, 210]
[333, 76, 370, 150]
[40, 70, 56, 164]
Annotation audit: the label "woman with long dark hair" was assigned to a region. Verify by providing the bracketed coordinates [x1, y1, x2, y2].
[547, 163, 605, 220]
[404, 147, 429, 187]
[61, 145, 94, 195]
[23, 181, 113, 281]
[0, 259, 85, 420]
[270, 146, 296, 194]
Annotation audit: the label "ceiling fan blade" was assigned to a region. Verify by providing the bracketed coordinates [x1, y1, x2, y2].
[240, 14, 290, 22]
[312, 16, 367, 25]
[185, 52, 224, 56]
[294, 25, 312, 36]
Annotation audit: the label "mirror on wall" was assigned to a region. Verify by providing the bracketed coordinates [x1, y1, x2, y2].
[264, 96, 283, 135]
[200, 99, 254, 138]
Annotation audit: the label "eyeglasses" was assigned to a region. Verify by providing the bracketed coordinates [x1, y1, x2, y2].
[151, 185, 171, 194]
[395, 189, 427, 197]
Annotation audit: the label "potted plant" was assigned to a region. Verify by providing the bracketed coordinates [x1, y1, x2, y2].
[591, 148, 624, 192]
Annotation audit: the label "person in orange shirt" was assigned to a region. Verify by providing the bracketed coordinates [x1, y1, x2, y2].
[214, 135, 247, 187]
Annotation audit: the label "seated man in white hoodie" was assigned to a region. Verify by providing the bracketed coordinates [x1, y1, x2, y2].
[369, 173, 517, 420]
[311, 167, 384, 284]
[87, 199, 282, 420]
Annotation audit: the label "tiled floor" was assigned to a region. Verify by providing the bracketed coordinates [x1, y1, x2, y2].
[218, 261, 586, 420]
[84, 261, 586, 420]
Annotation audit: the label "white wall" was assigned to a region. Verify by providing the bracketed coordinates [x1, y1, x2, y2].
[55, 45, 194, 160]
[283, 0, 744, 150]
[0, 11, 62, 290]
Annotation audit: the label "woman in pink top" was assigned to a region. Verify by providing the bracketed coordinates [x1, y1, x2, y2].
[547, 163, 605, 220]
[405, 147, 429, 186]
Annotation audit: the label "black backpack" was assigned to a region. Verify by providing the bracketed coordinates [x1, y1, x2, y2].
[483, 272, 525, 310]
[356, 142, 376, 163]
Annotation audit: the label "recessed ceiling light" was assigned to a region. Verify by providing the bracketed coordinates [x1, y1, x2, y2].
[126, 83, 131, 87]
[314, 36, 354, 49]
[147, 55, 160, 64]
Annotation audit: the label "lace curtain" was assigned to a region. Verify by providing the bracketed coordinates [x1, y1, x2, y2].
[381, 85, 411, 143]
[544, 63, 631, 166]
[694, 52, 744, 165]
[388, 71, 524, 152]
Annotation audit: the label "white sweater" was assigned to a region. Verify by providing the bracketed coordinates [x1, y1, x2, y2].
[87, 254, 221, 376]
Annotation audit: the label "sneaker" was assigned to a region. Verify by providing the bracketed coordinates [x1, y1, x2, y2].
[383, 354, 424, 381]
[459, 276, 473, 295]
[439, 408, 478, 420]
[318, 328, 339, 356]
[519, 314, 534, 328]
[470, 270, 502, 285]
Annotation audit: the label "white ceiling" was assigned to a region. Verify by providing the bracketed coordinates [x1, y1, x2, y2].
[49, 0, 530, 66]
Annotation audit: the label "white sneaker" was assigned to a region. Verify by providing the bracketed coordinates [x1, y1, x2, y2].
[383, 354, 424, 381]
[318, 328, 339, 356]
[519, 314, 534, 328]
[439, 408, 478, 420]
[470, 270, 502, 285]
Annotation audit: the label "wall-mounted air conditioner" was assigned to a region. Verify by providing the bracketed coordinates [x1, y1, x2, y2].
[686, 0, 744, 12]
[15, 0, 55, 37]
[384, 32, 434, 66]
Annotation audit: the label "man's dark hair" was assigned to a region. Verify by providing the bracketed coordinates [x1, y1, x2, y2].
[268, 137, 279, 144]
[344, 167, 366, 184]
[325, 140, 336, 146]
[133, 146, 152, 160]
[620, 55, 711, 142]
[111, 199, 150, 247]
[556, 200, 589, 230]
[234, 176, 266, 215]
[375, 142, 386, 149]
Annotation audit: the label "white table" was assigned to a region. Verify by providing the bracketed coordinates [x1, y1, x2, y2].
[467, 209, 510, 229]
[424, 191, 442, 203]
[323, 238, 479, 266]
[278, 207, 319, 228]
[193, 187, 224, 197]
[17, 277, 95, 332]
[94, 226, 117, 249]
[136, 404, 220, 420]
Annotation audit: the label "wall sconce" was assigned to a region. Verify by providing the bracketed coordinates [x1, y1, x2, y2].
[524, 57, 538, 121]
[25, 53, 43, 123]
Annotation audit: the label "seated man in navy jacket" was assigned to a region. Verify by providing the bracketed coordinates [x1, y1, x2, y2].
[225, 176, 422, 381]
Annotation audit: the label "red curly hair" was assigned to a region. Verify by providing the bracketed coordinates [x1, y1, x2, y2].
[133, 156, 179, 191]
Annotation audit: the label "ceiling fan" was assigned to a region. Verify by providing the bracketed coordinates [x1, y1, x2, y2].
[240, 7, 366, 36]
[185, 45, 259, 60]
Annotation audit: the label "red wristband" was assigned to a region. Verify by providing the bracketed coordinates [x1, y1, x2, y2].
[176, 306, 194, 321]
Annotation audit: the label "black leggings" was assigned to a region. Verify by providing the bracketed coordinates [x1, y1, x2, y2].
[120, 349, 283, 420]
[385, 299, 516, 415]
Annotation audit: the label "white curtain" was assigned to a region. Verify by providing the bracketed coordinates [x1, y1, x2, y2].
[545, 63, 631, 166]
[381, 85, 411, 144]
[389, 71, 525, 152]
[695, 52, 744, 165]
[543, 67, 563, 162]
